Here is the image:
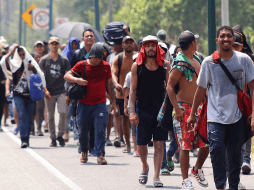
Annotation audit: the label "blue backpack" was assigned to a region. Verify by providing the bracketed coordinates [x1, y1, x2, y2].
[30, 74, 43, 101]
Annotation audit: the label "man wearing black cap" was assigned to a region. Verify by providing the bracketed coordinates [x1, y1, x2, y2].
[167, 30, 209, 189]
[111, 36, 135, 151]
[188, 26, 254, 190]
[64, 43, 117, 165]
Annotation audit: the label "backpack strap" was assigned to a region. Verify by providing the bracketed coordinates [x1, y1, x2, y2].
[117, 52, 124, 83]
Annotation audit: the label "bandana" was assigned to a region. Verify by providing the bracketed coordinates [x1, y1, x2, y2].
[173, 51, 201, 81]
[136, 41, 165, 66]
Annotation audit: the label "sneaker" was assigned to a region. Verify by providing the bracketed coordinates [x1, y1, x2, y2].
[106, 140, 113, 146]
[191, 168, 208, 187]
[13, 127, 18, 135]
[133, 150, 139, 157]
[238, 182, 246, 190]
[50, 139, 57, 147]
[242, 162, 251, 174]
[80, 152, 88, 163]
[97, 155, 107, 165]
[63, 133, 69, 142]
[37, 131, 44, 136]
[44, 129, 49, 133]
[57, 136, 65, 147]
[182, 178, 194, 190]
[114, 137, 121, 147]
[21, 142, 28, 148]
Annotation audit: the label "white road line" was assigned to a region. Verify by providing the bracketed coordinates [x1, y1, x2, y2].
[2, 127, 82, 190]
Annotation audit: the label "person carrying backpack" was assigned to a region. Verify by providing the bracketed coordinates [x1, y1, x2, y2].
[39, 37, 70, 147]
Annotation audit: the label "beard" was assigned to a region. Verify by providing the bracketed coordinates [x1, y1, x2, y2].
[147, 54, 156, 58]
[125, 48, 133, 53]
[222, 47, 231, 52]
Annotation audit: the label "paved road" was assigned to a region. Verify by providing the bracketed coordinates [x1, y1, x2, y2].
[0, 118, 254, 190]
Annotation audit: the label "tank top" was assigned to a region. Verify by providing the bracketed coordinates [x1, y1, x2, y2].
[137, 64, 165, 113]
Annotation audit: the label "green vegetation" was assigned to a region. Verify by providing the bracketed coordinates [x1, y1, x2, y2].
[1, 0, 254, 56]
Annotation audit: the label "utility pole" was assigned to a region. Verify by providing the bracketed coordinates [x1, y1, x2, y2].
[207, 0, 216, 55]
[48, 0, 53, 39]
[0, 0, 2, 36]
[95, 0, 100, 32]
[221, 0, 229, 26]
[23, 0, 27, 47]
[108, 0, 113, 23]
[19, 0, 23, 45]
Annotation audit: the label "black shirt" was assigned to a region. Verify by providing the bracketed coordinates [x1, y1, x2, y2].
[70, 48, 89, 68]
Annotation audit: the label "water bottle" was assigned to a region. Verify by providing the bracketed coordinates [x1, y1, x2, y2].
[157, 103, 166, 124]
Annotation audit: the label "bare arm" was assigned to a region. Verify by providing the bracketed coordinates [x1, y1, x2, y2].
[106, 77, 117, 114]
[64, 70, 88, 86]
[129, 63, 139, 126]
[123, 87, 130, 116]
[5, 79, 11, 97]
[248, 79, 254, 134]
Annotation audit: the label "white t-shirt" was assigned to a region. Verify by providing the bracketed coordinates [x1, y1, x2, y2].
[197, 51, 254, 124]
[123, 71, 131, 89]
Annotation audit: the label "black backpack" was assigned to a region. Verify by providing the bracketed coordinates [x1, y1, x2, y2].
[103, 22, 129, 45]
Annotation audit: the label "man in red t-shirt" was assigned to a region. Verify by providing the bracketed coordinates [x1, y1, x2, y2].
[64, 44, 117, 165]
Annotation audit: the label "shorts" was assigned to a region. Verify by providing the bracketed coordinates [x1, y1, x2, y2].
[173, 102, 207, 150]
[116, 98, 124, 115]
[136, 109, 168, 145]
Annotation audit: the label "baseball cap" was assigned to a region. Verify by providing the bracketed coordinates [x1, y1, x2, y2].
[158, 42, 168, 50]
[3, 43, 9, 49]
[178, 30, 198, 48]
[137, 38, 143, 45]
[234, 33, 242, 46]
[142, 35, 158, 44]
[122, 36, 134, 43]
[34, 41, 44, 47]
[48, 37, 59, 44]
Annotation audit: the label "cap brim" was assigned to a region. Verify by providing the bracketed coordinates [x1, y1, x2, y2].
[234, 42, 242, 46]
[194, 35, 199, 39]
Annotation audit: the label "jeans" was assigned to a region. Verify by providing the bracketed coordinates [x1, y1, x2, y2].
[208, 117, 245, 190]
[13, 93, 34, 142]
[161, 131, 178, 169]
[241, 138, 252, 164]
[45, 93, 66, 139]
[0, 83, 5, 126]
[66, 100, 77, 132]
[76, 102, 108, 157]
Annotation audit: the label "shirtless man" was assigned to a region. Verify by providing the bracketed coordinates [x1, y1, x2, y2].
[166, 30, 209, 190]
[112, 36, 135, 152]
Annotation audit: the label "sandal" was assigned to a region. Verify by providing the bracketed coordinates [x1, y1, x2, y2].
[138, 169, 149, 185]
[80, 152, 88, 163]
[153, 180, 163, 187]
[167, 160, 175, 172]
[161, 168, 170, 175]
[122, 146, 131, 153]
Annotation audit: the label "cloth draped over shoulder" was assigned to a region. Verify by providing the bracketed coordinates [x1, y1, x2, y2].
[61, 37, 80, 63]
[172, 51, 202, 82]
[136, 41, 165, 67]
[0, 46, 46, 88]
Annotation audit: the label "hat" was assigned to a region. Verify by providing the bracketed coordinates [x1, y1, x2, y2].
[48, 37, 59, 44]
[142, 35, 158, 44]
[157, 29, 167, 41]
[122, 36, 134, 43]
[34, 41, 44, 47]
[3, 43, 9, 49]
[89, 43, 104, 59]
[178, 30, 197, 48]
[158, 42, 168, 51]
[137, 38, 143, 45]
[234, 33, 243, 46]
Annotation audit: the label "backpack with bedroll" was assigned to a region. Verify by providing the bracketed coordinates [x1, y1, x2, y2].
[103, 22, 129, 45]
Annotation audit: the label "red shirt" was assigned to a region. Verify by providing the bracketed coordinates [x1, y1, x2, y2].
[71, 60, 112, 105]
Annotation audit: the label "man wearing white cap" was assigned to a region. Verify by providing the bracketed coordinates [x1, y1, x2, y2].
[129, 35, 170, 187]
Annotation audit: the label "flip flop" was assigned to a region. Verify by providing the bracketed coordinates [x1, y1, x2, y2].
[167, 160, 175, 172]
[122, 147, 131, 153]
[138, 169, 149, 185]
[154, 180, 163, 187]
[161, 168, 170, 175]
